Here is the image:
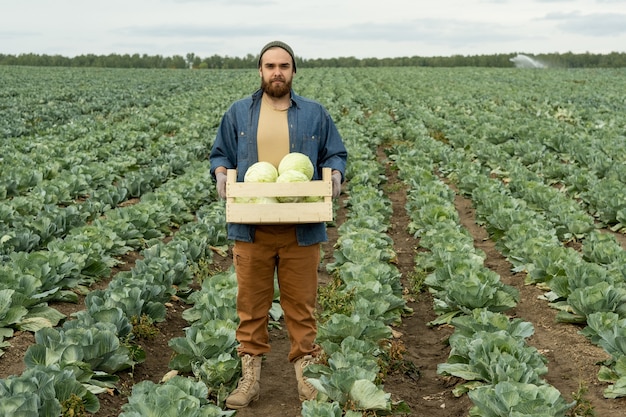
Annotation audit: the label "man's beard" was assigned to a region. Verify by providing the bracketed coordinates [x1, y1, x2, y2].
[261, 77, 291, 98]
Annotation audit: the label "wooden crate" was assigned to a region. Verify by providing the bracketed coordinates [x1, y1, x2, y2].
[225, 167, 333, 224]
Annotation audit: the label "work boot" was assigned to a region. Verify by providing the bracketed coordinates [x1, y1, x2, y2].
[225, 354, 262, 409]
[294, 354, 318, 401]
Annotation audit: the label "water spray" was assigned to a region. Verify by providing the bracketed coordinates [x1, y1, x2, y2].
[510, 54, 546, 68]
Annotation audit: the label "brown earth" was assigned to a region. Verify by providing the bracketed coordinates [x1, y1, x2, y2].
[2, 158, 626, 417]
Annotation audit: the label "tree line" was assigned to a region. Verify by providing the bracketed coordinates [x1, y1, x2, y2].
[1, 51, 625, 69]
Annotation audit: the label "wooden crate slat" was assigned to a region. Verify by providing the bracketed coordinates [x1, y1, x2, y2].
[225, 167, 334, 224]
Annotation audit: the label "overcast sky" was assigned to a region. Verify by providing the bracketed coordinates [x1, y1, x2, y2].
[2, 0, 625, 60]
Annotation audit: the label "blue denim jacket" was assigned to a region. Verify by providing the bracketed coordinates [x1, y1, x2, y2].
[209, 88, 348, 245]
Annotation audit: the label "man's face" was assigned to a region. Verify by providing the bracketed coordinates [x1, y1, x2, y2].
[259, 47, 294, 98]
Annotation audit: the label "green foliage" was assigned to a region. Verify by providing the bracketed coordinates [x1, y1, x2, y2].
[317, 276, 357, 322]
[301, 400, 343, 417]
[450, 309, 535, 341]
[61, 394, 87, 417]
[119, 376, 235, 417]
[424, 257, 519, 324]
[0, 366, 100, 417]
[468, 381, 575, 417]
[305, 344, 391, 412]
[2, 65, 626, 416]
[557, 282, 626, 323]
[439, 330, 549, 395]
[567, 381, 596, 417]
[168, 321, 238, 373]
[2, 51, 626, 69]
[581, 312, 626, 361]
[183, 269, 239, 324]
[317, 308, 392, 347]
[130, 314, 160, 339]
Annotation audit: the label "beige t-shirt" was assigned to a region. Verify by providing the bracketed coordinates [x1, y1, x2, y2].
[257, 95, 290, 168]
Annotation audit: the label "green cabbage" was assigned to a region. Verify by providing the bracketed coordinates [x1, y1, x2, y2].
[241, 157, 318, 203]
[276, 169, 309, 202]
[234, 196, 279, 204]
[304, 195, 323, 202]
[278, 152, 314, 180]
[277, 169, 309, 183]
[244, 161, 278, 183]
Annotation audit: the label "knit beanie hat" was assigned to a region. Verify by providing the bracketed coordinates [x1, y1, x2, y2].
[258, 40, 296, 72]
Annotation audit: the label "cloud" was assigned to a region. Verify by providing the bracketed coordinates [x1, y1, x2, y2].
[0, 30, 40, 40]
[344, 19, 518, 43]
[2, 0, 625, 58]
[115, 17, 532, 59]
[168, 0, 262, 4]
[545, 11, 626, 36]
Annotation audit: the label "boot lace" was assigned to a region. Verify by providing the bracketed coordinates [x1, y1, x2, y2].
[237, 356, 257, 392]
[299, 355, 317, 390]
[299, 355, 317, 369]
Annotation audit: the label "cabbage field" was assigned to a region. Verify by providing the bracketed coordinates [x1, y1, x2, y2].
[1, 65, 626, 417]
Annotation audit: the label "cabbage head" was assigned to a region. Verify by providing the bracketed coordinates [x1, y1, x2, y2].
[276, 169, 309, 202]
[304, 195, 323, 202]
[278, 152, 314, 180]
[244, 161, 278, 183]
[254, 196, 279, 204]
[234, 196, 279, 204]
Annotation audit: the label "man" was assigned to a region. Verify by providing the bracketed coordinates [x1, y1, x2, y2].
[209, 40, 348, 409]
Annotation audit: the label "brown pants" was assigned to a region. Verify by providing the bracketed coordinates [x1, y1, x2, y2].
[233, 225, 320, 362]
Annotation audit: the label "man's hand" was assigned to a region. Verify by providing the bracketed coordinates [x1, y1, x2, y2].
[331, 171, 342, 198]
[216, 172, 227, 199]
